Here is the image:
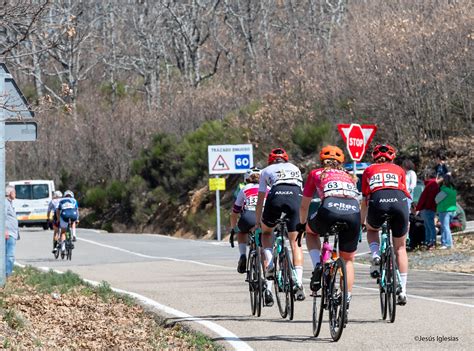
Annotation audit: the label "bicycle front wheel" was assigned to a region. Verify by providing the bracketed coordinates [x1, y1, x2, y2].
[386, 247, 397, 323]
[328, 258, 347, 341]
[312, 277, 325, 337]
[248, 251, 258, 316]
[379, 253, 388, 320]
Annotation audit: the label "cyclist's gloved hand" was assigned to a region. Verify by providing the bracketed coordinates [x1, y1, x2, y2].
[296, 222, 306, 234]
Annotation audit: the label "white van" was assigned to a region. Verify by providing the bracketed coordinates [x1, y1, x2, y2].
[8, 180, 55, 229]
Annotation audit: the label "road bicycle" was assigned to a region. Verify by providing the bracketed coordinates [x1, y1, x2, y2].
[54, 219, 74, 261]
[230, 229, 267, 317]
[377, 215, 402, 323]
[270, 214, 296, 321]
[300, 222, 348, 341]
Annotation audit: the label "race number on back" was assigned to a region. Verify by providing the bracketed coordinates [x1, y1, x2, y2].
[369, 172, 399, 191]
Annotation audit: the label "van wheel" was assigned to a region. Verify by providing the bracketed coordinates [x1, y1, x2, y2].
[42, 223, 49, 230]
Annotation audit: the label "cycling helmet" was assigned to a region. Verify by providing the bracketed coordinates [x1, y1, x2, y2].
[54, 190, 63, 198]
[244, 167, 261, 182]
[372, 144, 396, 161]
[268, 148, 289, 164]
[320, 145, 345, 163]
[64, 190, 74, 198]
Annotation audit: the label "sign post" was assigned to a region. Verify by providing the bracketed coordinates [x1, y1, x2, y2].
[338, 123, 377, 173]
[1, 64, 36, 287]
[208, 144, 253, 240]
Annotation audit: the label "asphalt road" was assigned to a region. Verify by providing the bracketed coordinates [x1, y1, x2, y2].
[15, 228, 474, 350]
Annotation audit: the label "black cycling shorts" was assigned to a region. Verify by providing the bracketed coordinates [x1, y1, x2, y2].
[238, 210, 256, 233]
[308, 197, 360, 253]
[262, 184, 302, 232]
[367, 189, 409, 237]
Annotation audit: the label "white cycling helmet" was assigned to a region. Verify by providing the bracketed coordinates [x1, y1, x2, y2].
[54, 190, 63, 198]
[64, 190, 74, 198]
[244, 168, 261, 183]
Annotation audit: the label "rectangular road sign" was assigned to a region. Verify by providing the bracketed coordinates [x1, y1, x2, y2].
[209, 177, 226, 191]
[5, 121, 37, 142]
[208, 144, 253, 174]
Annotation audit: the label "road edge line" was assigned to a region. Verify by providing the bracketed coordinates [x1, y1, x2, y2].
[14, 262, 253, 351]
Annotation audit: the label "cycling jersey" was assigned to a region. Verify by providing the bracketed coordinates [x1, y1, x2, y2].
[233, 183, 260, 213]
[362, 163, 410, 198]
[259, 163, 303, 192]
[303, 168, 359, 200]
[58, 198, 79, 222]
[47, 198, 61, 221]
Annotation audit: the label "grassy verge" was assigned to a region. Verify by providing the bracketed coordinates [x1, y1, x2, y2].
[0, 266, 221, 350]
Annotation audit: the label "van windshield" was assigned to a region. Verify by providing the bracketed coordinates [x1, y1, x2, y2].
[15, 184, 50, 200]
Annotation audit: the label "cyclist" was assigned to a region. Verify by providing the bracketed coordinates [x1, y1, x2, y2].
[255, 148, 305, 302]
[56, 190, 79, 252]
[230, 168, 265, 273]
[297, 145, 360, 309]
[47, 190, 63, 254]
[360, 144, 410, 305]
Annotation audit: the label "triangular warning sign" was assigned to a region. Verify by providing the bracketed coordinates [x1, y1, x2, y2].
[212, 155, 230, 171]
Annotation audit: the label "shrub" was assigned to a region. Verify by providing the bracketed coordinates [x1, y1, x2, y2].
[83, 187, 108, 212]
[292, 121, 332, 155]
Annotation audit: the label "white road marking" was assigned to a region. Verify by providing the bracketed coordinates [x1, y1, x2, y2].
[75, 238, 474, 309]
[77, 237, 234, 270]
[15, 262, 253, 351]
[352, 284, 474, 308]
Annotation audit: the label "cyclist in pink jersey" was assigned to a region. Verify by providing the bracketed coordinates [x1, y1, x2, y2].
[298, 145, 360, 309]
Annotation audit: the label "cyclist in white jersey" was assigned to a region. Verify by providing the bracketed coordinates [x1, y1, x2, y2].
[255, 148, 305, 303]
[48, 190, 63, 254]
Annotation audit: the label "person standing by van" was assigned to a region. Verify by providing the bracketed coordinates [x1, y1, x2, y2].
[5, 185, 19, 278]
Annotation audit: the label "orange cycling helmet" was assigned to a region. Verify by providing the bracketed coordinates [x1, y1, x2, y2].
[320, 145, 345, 163]
[268, 148, 289, 164]
[372, 144, 396, 161]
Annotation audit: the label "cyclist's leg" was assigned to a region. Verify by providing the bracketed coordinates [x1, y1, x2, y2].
[389, 194, 409, 300]
[71, 221, 77, 240]
[281, 186, 304, 287]
[59, 217, 67, 251]
[261, 222, 274, 270]
[366, 191, 391, 261]
[236, 214, 252, 274]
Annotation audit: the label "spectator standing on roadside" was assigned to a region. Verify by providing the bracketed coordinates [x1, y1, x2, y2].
[436, 174, 457, 250]
[434, 153, 450, 178]
[402, 159, 417, 210]
[5, 185, 20, 278]
[416, 170, 441, 249]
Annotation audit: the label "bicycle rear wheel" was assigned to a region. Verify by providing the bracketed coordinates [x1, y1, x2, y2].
[248, 251, 258, 316]
[66, 240, 72, 261]
[328, 258, 347, 341]
[379, 253, 388, 320]
[285, 248, 295, 321]
[386, 247, 397, 323]
[312, 277, 325, 337]
[274, 249, 293, 319]
[255, 249, 263, 317]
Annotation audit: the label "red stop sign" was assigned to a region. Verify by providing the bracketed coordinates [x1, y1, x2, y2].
[347, 124, 365, 161]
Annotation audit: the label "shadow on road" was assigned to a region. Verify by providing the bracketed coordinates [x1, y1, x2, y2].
[213, 335, 334, 344]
